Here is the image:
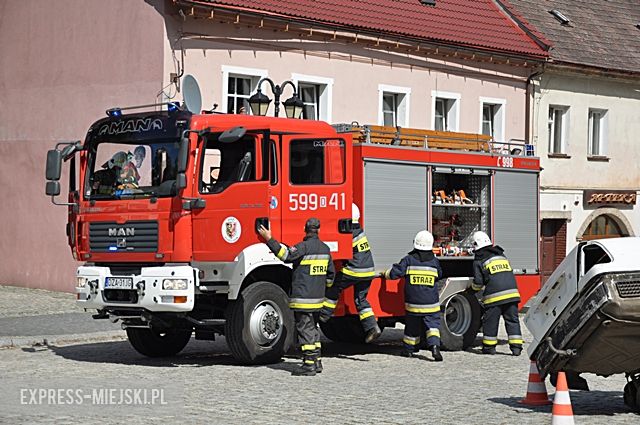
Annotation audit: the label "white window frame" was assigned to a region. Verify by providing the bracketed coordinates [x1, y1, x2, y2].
[221, 65, 268, 115]
[291, 73, 334, 122]
[378, 84, 411, 127]
[588, 108, 608, 157]
[479, 97, 506, 142]
[431, 91, 460, 131]
[548, 105, 570, 154]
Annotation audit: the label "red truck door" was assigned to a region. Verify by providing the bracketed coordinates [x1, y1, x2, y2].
[191, 131, 270, 262]
[280, 135, 353, 259]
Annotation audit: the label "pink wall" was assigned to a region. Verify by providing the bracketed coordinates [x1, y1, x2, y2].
[0, 0, 166, 291]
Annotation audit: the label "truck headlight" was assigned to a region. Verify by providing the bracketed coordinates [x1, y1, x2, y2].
[162, 279, 188, 290]
[76, 277, 88, 288]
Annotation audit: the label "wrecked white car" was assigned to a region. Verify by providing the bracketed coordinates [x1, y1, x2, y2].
[525, 237, 640, 412]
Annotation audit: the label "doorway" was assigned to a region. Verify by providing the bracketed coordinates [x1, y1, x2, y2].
[540, 219, 567, 284]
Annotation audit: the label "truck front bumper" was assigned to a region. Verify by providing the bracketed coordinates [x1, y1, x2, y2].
[75, 264, 196, 313]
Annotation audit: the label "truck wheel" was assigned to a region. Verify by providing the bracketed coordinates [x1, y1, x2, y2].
[225, 281, 294, 364]
[319, 316, 366, 343]
[126, 327, 192, 357]
[440, 290, 482, 351]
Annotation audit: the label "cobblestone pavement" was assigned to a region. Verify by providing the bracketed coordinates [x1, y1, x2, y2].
[0, 285, 81, 318]
[0, 326, 636, 424]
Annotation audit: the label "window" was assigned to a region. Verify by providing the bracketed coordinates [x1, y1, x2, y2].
[290, 139, 345, 185]
[432, 91, 460, 131]
[292, 74, 334, 121]
[548, 106, 569, 154]
[200, 135, 256, 194]
[299, 83, 319, 120]
[379, 85, 410, 127]
[588, 109, 608, 157]
[582, 214, 628, 241]
[479, 98, 505, 142]
[382, 93, 397, 126]
[221, 66, 267, 115]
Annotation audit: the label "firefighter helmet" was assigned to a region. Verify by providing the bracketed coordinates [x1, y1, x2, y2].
[414, 230, 434, 251]
[352, 203, 361, 223]
[472, 231, 492, 249]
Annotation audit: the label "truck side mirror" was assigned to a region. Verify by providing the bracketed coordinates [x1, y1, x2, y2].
[177, 136, 189, 173]
[46, 180, 61, 196]
[46, 150, 62, 181]
[176, 173, 187, 190]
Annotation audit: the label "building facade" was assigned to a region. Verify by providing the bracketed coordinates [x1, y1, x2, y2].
[508, 0, 640, 282]
[1, 0, 547, 291]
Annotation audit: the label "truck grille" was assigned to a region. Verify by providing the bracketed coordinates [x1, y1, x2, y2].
[89, 221, 158, 253]
[103, 289, 139, 303]
[615, 280, 640, 298]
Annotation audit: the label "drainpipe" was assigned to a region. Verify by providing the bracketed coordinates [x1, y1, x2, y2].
[525, 66, 544, 146]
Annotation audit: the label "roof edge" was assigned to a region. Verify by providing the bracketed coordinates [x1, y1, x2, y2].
[492, 0, 552, 52]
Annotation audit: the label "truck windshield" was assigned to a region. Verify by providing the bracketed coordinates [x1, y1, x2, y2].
[86, 139, 180, 200]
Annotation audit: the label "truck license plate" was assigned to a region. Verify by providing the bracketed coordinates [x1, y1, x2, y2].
[105, 277, 133, 289]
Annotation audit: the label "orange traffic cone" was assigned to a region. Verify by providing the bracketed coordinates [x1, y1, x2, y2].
[551, 371, 575, 424]
[519, 360, 552, 406]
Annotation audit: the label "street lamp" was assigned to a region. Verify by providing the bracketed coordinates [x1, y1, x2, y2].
[249, 78, 304, 118]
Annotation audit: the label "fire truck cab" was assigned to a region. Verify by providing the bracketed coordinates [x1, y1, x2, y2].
[46, 100, 540, 364]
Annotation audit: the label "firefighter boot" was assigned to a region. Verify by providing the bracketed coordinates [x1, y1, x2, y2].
[482, 346, 496, 355]
[365, 324, 382, 343]
[431, 345, 443, 362]
[511, 346, 522, 356]
[400, 349, 414, 358]
[292, 359, 317, 376]
[315, 359, 323, 373]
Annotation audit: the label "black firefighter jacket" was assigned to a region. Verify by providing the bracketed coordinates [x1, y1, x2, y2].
[386, 250, 442, 315]
[267, 234, 335, 312]
[340, 225, 376, 281]
[472, 245, 521, 307]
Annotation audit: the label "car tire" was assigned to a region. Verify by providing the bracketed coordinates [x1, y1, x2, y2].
[126, 327, 192, 357]
[225, 281, 294, 365]
[440, 290, 482, 351]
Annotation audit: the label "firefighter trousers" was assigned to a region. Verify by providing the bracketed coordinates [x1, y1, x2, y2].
[482, 302, 523, 349]
[295, 311, 321, 365]
[319, 274, 377, 332]
[403, 312, 441, 352]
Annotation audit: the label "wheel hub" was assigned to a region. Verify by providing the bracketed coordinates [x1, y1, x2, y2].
[444, 294, 472, 336]
[249, 301, 283, 346]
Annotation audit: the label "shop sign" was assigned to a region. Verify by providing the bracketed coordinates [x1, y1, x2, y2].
[584, 190, 637, 207]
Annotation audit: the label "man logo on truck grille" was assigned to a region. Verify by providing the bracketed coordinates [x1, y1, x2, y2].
[108, 228, 135, 237]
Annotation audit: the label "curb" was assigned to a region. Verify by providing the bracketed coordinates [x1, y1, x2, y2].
[0, 330, 126, 349]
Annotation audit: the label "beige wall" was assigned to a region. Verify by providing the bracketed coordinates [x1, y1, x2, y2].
[0, 0, 166, 291]
[162, 18, 531, 142]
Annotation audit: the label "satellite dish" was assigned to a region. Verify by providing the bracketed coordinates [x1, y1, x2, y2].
[182, 74, 202, 113]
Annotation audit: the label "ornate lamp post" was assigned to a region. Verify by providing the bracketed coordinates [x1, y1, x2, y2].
[249, 78, 304, 118]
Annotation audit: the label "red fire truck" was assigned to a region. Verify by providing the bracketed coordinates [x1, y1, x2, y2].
[45, 102, 540, 364]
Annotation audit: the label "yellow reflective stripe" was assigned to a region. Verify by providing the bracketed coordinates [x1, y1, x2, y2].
[483, 339, 498, 346]
[276, 245, 287, 260]
[315, 342, 321, 348]
[289, 302, 323, 309]
[471, 283, 483, 291]
[300, 259, 329, 266]
[407, 269, 438, 276]
[484, 259, 512, 274]
[301, 344, 316, 351]
[352, 236, 370, 252]
[322, 299, 337, 309]
[326, 280, 333, 288]
[508, 339, 524, 345]
[427, 329, 440, 338]
[359, 311, 374, 320]
[483, 292, 521, 305]
[342, 268, 376, 278]
[304, 360, 315, 365]
[406, 305, 440, 314]
[403, 337, 420, 345]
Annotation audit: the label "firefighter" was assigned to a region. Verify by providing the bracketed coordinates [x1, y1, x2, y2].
[258, 218, 334, 376]
[383, 230, 443, 361]
[471, 231, 523, 356]
[319, 204, 381, 343]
